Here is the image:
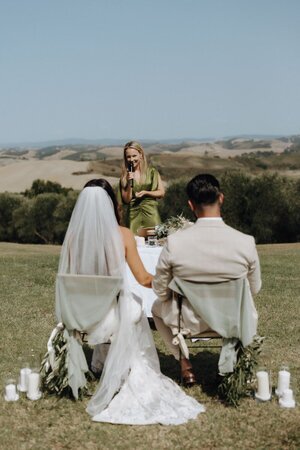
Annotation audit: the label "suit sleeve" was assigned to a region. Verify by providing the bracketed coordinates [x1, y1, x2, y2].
[248, 237, 262, 295]
[152, 240, 173, 302]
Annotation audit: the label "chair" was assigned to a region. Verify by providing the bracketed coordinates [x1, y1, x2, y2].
[56, 274, 122, 334]
[169, 277, 258, 377]
[176, 291, 222, 383]
[51, 274, 122, 398]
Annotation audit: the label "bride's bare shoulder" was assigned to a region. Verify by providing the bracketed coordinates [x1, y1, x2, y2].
[119, 226, 135, 244]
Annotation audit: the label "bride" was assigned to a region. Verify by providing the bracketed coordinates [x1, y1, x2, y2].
[59, 178, 204, 425]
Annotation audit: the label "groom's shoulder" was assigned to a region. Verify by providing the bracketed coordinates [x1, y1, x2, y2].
[166, 222, 197, 245]
[167, 220, 255, 246]
[223, 223, 255, 240]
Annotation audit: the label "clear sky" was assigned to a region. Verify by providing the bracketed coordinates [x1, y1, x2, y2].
[0, 0, 299, 143]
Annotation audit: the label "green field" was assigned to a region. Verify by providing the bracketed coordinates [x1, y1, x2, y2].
[0, 242, 299, 450]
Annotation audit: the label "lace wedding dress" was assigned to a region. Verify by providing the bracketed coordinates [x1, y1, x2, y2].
[60, 186, 205, 425]
[87, 312, 204, 425]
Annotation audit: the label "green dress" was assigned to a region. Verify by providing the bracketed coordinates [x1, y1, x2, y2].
[119, 167, 162, 234]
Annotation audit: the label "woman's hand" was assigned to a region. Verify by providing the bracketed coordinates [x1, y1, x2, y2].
[141, 273, 154, 288]
[126, 171, 135, 185]
[135, 190, 147, 198]
[135, 175, 165, 200]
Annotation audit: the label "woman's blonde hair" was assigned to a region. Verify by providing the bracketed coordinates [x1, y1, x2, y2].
[120, 141, 148, 188]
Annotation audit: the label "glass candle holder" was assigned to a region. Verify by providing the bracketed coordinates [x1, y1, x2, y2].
[276, 365, 290, 397]
[147, 235, 158, 247]
[255, 366, 272, 402]
[17, 361, 31, 393]
[30, 351, 41, 372]
[4, 378, 19, 402]
[26, 369, 42, 401]
[279, 388, 295, 408]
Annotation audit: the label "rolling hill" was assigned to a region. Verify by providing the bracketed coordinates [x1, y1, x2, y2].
[0, 136, 299, 192]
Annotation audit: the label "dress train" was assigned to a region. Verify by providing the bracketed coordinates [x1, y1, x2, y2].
[87, 314, 205, 425]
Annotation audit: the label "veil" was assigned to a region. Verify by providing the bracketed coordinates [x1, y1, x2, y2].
[58, 186, 123, 277]
[59, 186, 204, 424]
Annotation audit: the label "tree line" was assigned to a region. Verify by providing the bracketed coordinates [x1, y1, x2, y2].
[0, 173, 299, 245]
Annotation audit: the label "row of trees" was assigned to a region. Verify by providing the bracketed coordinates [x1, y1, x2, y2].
[0, 173, 299, 245]
[159, 172, 300, 244]
[0, 180, 78, 244]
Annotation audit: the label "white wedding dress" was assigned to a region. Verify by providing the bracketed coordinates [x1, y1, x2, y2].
[59, 186, 205, 425]
[87, 313, 204, 425]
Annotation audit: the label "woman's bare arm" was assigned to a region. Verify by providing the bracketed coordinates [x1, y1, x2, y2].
[121, 182, 133, 204]
[120, 227, 153, 288]
[135, 173, 165, 199]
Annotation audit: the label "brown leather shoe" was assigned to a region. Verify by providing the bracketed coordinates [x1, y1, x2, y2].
[182, 367, 196, 387]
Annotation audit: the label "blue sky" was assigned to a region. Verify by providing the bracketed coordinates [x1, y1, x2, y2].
[0, 0, 299, 143]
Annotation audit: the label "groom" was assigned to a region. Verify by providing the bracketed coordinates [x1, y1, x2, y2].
[152, 173, 261, 385]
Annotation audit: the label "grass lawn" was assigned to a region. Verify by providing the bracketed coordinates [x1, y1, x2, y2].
[0, 242, 299, 450]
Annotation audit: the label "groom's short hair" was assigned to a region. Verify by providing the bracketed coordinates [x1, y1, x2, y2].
[186, 174, 221, 206]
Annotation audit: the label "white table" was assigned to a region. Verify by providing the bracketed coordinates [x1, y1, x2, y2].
[126, 245, 162, 317]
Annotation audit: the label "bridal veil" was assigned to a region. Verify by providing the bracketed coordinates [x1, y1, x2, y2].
[59, 186, 204, 425]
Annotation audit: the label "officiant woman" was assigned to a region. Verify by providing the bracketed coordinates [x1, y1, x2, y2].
[118, 141, 165, 234]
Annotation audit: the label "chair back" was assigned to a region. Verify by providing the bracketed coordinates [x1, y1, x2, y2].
[56, 274, 122, 332]
[169, 277, 257, 347]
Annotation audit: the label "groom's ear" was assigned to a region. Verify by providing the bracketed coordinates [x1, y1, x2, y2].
[188, 200, 195, 212]
[218, 193, 224, 206]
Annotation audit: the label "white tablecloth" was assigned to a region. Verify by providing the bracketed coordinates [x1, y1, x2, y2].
[126, 246, 162, 317]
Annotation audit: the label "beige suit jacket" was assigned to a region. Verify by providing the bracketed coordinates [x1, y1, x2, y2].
[152, 218, 262, 303]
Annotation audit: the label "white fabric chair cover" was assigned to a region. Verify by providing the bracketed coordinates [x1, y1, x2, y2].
[56, 274, 122, 332]
[169, 277, 258, 374]
[55, 274, 122, 399]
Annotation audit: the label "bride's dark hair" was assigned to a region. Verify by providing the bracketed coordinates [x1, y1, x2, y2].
[83, 178, 121, 225]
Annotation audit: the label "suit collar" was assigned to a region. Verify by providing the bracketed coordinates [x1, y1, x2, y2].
[195, 218, 225, 227]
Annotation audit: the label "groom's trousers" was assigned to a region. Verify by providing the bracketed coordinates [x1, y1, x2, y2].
[151, 297, 211, 360]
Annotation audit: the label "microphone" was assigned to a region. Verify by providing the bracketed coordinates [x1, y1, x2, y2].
[128, 162, 134, 188]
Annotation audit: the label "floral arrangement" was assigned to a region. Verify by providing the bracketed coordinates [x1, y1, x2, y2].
[155, 215, 192, 239]
[218, 335, 264, 407]
[40, 327, 72, 397]
[40, 326, 90, 399]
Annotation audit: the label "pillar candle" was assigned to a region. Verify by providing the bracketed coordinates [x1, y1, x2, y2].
[277, 370, 290, 395]
[282, 388, 293, 402]
[27, 372, 40, 399]
[279, 388, 296, 408]
[5, 383, 17, 401]
[256, 370, 270, 400]
[18, 367, 32, 392]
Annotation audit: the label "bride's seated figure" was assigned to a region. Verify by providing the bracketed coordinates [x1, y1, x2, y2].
[59, 178, 204, 425]
[81, 179, 153, 373]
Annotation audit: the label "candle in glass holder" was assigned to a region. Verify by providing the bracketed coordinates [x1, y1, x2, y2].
[147, 235, 158, 247]
[255, 369, 271, 401]
[279, 388, 295, 408]
[27, 372, 41, 400]
[18, 367, 32, 392]
[4, 379, 19, 402]
[276, 367, 290, 396]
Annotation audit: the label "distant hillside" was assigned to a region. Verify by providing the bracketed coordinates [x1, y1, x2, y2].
[1, 135, 297, 160]
[217, 139, 272, 150]
[0, 135, 299, 192]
